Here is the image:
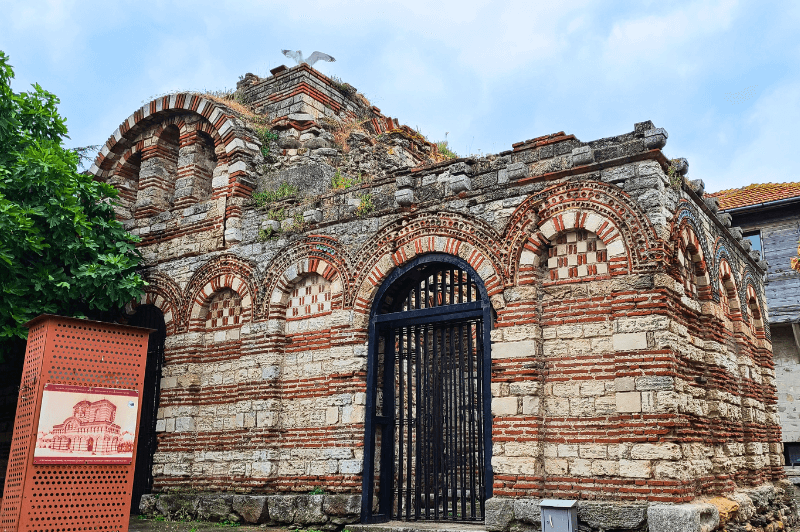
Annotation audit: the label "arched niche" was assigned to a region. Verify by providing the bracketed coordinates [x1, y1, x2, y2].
[135, 124, 180, 218]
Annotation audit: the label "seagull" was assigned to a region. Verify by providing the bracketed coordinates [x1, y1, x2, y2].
[281, 50, 336, 67]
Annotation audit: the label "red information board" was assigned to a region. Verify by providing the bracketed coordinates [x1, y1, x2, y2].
[0, 315, 151, 532]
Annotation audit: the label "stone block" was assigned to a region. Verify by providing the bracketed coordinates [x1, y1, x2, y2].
[295, 494, 326, 525]
[493, 397, 519, 416]
[485, 497, 515, 532]
[261, 219, 281, 232]
[578, 501, 648, 530]
[635, 376, 674, 391]
[339, 459, 362, 474]
[544, 458, 569, 475]
[513, 498, 542, 525]
[644, 128, 668, 150]
[571, 145, 594, 165]
[395, 188, 414, 206]
[616, 392, 642, 413]
[647, 503, 719, 532]
[506, 161, 527, 180]
[492, 340, 537, 359]
[175, 416, 195, 432]
[268, 495, 297, 524]
[232, 495, 269, 524]
[196, 494, 234, 522]
[303, 209, 323, 223]
[395, 175, 414, 188]
[615, 377, 635, 392]
[619, 459, 651, 478]
[630, 443, 682, 460]
[449, 174, 471, 193]
[612, 332, 648, 351]
[522, 396, 540, 414]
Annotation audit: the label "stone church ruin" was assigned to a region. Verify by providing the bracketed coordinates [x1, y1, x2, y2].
[84, 63, 795, 531]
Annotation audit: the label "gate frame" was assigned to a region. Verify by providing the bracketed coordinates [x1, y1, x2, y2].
[360, 253, 494, 523]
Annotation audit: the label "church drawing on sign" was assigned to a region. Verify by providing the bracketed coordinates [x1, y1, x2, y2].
[48, 399, 121, 454]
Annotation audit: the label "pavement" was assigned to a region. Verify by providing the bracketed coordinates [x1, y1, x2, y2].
[129, 515, 287, 531]
[129, 516, 488, 532]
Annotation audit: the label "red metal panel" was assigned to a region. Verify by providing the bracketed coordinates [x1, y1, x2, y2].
[0, 315, 150, 532]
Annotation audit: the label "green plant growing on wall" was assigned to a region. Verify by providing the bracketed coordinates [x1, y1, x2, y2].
[331, 168, 361, 190]
[258, 226, 280, 241]
[356, 193, 374, 217]
[309, 487, 325, 495]
[436, 140, 458, 160]
[666, 159, 684, 190]
[253, 125, 279, 159]
[292, 211, 305, 231]
[252, 182, 299, 208]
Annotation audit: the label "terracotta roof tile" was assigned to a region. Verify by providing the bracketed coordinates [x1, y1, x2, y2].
[708, 182, 800, 211]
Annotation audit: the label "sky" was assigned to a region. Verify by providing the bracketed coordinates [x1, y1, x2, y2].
[1, 0, 799, 193]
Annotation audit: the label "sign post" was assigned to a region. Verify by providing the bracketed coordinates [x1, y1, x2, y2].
[0, 315, 151, 532]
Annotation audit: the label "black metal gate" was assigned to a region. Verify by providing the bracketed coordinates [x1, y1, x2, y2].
[362, 254, 493, 523]
[127, 304, 166, 513]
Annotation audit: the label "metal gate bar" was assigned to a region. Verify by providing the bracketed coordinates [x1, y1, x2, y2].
[389, 315, 486, 521]
[362, 256, 493, 524]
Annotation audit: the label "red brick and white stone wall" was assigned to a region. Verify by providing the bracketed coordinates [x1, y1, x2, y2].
[93, 66, 788, 530]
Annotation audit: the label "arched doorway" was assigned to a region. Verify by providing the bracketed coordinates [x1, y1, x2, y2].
[86, 437, 94, 452]
[127, 304, 166, 513]
[361, 254, 493, 523]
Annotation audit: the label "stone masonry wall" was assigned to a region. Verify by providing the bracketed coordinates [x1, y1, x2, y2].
[91, 66, 782, 529]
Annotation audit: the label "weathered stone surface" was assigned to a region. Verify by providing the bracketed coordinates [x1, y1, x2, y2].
[513, 498, 542, 526]
[153, 493, 198, 520]
[267, 495, 297, 524]
[395, 188, 414, 205]
[486, 497, 516, 531]
[322, 494, 361, 516]
[647, 503, 719, 532]
[232, 495, 270, 524]
[644, 127, 668, 149]
[295, 494, 326, 524]
[196, 494, 233, 522]
[578, 501, 647, 529]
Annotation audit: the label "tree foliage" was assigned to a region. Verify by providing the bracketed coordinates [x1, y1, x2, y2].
[0, 51, 146, 355]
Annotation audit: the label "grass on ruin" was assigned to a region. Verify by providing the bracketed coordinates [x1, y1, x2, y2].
[253, 182, 299, 208]
[435, 140, 459, 160]
[320, 114, 371, 153]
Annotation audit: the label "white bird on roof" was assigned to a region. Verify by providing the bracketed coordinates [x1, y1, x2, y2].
[281, 50, 336, 67]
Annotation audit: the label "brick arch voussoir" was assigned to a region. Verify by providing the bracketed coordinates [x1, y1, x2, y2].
[714, 242, 742, 305]
[184, 254, 258, 330]
[673, 205, 716, 295]
[503, 180, 663, 282]
[90, 92, 258, 181]
[258, 236, 352, 321]
[351, 212, 506, 315]
[138, 270, 183, 334]
[739, 270, 767, 330]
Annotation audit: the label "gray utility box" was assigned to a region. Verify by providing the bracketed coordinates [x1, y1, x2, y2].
[540, 499, 578, 532]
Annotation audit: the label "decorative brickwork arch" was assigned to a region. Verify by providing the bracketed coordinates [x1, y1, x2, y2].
[184, 254, 257, 331]
[138, 270, 183, 334]
[258, 236, 351, 321]
[673, 205, 717, 300]
[91, 92, 259, 181]
[503, 180, 664, 284]
[350, 212, 506, 315]
[676, 222, 713, 299]
[263, 256, 344, 324]
[740, 271, 767, 331]
[717, 257, 742, 314]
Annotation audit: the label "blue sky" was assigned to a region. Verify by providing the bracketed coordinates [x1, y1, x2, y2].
[2, 0, 798, 192]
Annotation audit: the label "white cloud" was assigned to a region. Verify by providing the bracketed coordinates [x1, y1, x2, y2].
[708, 81, 800, 189]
